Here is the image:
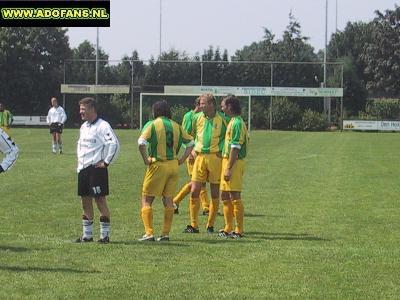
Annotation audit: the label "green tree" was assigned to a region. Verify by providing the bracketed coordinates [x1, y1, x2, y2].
[0, 27, 71, 114]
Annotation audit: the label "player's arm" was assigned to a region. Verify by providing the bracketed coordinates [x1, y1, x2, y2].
[0, 131, 19, 173]
[96, 124, 120, 168]
[138, 124, 153, 165]
[61, 107, 67, 125]
[178, 127, 195, 165]
[46, 109, 51, 125]
[8, 111, 13, 126]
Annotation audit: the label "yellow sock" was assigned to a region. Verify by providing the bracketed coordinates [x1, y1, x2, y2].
[189, 197, 200, 228]
[206, 198, 220, 228]
[200, 187, 209, 211]
[173, 182, 191, 205]
[141, 206, 153, 236]
[223, 200, 234, 233]
[162, 207, 175, 236]
[232, 199, 244, 234]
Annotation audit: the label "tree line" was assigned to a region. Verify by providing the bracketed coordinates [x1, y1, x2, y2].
[0, 5, 398, 129]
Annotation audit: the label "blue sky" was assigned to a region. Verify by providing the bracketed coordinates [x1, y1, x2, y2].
[67, 0, 399, 60]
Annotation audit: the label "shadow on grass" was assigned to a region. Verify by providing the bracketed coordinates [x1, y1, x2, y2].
[0, 265, 100, 274]
[110, 240, 190, 247]
[246, 231, 330, 242]
[0, 245, 31, 252]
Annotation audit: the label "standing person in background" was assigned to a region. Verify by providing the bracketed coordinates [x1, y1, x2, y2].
[47, 97, 67, 154]
[183, 93, 228, 234]
[138, 100, 194, 242]
[0, 128, 18, 174]
[218, 95, 249, 239]
[173, 97, 210, 215]
[0, 102, 14, 137]
[76, 97, 120, 244]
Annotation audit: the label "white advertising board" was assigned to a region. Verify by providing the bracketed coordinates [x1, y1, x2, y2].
[343, 120, 400, 131]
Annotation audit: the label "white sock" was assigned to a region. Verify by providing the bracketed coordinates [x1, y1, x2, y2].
[82, 219, 93, 239]
[100, 221, 110, 239]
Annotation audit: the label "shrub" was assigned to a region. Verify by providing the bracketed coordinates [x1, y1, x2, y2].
[297, 109, 327, 131]
[269, 97, 301, 130]
[170, 104, 188, 124]
[364, 99, 400, 120]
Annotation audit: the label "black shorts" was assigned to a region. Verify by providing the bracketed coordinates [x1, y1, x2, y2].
[50, 123, 63, 134]
[78, 166, 109, 197]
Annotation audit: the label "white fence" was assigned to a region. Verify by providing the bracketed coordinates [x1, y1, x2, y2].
[13, 116, 48, 126]
[343, 120, 400, 131]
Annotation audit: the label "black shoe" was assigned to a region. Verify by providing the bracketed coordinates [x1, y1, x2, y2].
[217, 230, 232, 238]
[97, 236, 110, 244]
[173, 204, 179, 214]
[202, 209, 209, 216]
[75, 236, 93, 243]
[207, 226, 214, 234]
[230, 232, 244, 239]
[156, 235, 170, 242]
[183, 225, 199, 233]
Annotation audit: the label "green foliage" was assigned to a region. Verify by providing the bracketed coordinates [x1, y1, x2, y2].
[269, 97, 301, 130]
[364, 98, 400, 120]
[170, 104, 187, 124]
[297, 109, 327, 131]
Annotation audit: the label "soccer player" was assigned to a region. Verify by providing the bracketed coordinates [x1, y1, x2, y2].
[76, 97, 120, 244]
[0, 102, 14, 137]
[138, 100, 194, 242]
[46, 97, 67, 154]
[0, 128, 18, 173]
[183, 93, 228, 234]
[173, 97, 210, 215]
[218, 95, 249, 239]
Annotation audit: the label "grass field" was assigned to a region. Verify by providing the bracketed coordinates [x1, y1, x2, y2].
[1, 128, 400, 299]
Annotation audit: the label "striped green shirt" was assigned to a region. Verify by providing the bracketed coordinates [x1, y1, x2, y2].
[223, 116, 249, 159]
[192, 111, 228, 153]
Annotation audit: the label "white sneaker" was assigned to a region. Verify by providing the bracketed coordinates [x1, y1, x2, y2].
[138, 234, 155, 242]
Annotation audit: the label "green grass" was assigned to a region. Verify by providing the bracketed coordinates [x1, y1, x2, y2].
[1, 128, 400, 299]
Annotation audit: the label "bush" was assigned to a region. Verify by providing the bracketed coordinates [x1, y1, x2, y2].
[297, 109, 327, 131]
[364, 99, 400, 120]
[170, 104, 188, 124]
[269, 97, 301, 130]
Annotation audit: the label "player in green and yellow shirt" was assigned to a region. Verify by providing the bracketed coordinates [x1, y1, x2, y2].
[173, 97, 210, 215]
[0, 102, 14, 137]
[218, 95, 249, 239]
[183, 93, 229, 234]
[138, 100, 194, 242]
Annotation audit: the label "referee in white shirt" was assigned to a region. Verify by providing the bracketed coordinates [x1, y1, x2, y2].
[76, 97, 120, 244]
[47, 97, 67, 154]
[0, 128, 18, 173]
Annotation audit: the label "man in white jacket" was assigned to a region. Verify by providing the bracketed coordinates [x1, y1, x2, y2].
[76, 97, 120, 244]
[47, 97, 67, 154]
[0, 128, 18, 174]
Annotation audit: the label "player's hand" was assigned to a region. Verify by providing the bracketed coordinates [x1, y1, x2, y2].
[224, 167, 232, 181]
[188, 153, 195, 164]
[144, 157, 153, 166]
[95, 161, 108, 168]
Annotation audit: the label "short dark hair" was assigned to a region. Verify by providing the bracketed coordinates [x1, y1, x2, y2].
[79, 97, 97, 111]
[194, 97, 200, 107]
[224, 95, 241, 115]
[152, 100, 171, 119]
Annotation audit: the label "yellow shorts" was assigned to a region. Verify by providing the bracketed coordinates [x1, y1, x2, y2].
[186, 159, 194, 177]
[191, 153, 222, 185]
[142, 160, 179, 198]
[220, 158, 245, 192]
[1, 126, 11, 137]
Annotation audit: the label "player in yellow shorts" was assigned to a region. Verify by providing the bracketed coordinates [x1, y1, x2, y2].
[138, 100, 194, 242]
[183, 93, 228, 234]
[173, 97, 209, 215]
[218, 95, 249, 239]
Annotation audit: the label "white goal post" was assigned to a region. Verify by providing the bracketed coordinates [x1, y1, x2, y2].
[140, 85, 343, 130]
